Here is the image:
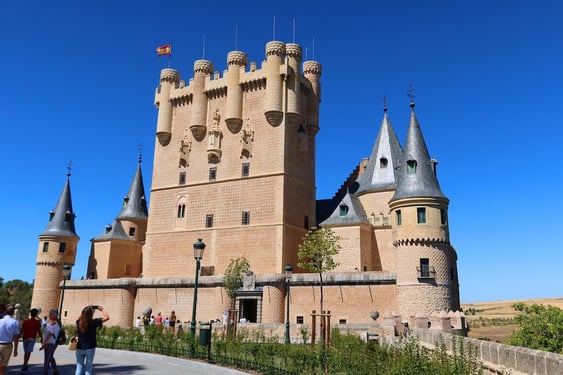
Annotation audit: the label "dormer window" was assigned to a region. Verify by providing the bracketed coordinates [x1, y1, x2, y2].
[123, 196, 129, 207]
[339, 204, 349, 216]
[64, 210, 72, 222]
[407, 160, 417, 174]
[380, 157, 388, 168]
[49, 211, 55, 221]
[105, 224, 112, 233]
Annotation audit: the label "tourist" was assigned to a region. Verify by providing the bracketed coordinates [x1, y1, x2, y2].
[21, 308, 42, 372]
[0, 304, 20, 375]
[39, 308, 61, 375]
[75, 305, 110, 375]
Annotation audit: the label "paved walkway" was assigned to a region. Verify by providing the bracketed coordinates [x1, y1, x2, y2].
[7, 343, 251, 374]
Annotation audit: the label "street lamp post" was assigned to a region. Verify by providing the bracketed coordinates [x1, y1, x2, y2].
[190, 238, 206, 336]
[58, 264, 72, 317]
[284, 264, 293, 344]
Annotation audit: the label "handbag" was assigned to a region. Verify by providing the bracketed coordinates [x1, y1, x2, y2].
[68, 336, 78, 351]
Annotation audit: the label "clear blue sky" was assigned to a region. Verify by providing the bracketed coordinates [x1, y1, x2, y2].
[1, 1, 562, 303]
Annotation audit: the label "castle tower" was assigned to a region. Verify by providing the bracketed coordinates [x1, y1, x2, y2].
[155, 68, 180, 146]
[87, 157, 147, 279]
[31, 171, 79, 313]
[389, 102, 460, 317]
[143, 41, 321, 322]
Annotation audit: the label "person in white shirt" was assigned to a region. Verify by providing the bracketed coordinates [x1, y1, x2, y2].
[0, 304, 20, 375]
[39, 309, 61, 375]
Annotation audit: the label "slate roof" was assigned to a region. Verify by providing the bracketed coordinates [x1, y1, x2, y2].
[40, 177, 79, 238]
[117, 162, 148, 220]
[320, 191, 370, 226]
[92, 220, 133, 241]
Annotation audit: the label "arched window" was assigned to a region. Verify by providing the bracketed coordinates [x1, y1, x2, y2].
[380, 157, 388, 168]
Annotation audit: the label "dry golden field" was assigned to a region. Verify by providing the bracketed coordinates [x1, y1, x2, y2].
[461, 297, 563, 343]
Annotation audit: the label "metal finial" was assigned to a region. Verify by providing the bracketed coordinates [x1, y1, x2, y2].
[407, 84, 416, 107]
[138, 143, 143, 164]
[66, 161, 72, 177]
[383, 96, 388, 112]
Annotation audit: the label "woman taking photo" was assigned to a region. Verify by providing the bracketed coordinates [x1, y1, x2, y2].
[75, 305, 109, 375]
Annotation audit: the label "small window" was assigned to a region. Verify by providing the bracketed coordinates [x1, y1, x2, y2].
[339, 319, 347, 325]
[241, 163, 250, 177]
[129, 227, 136, 236]
[417, 207, 426, 224]
[179, 172, 186, 185]
[49, 211, 55, 221]
[177, 204, 186, 218]
[440, 209, 447, 225]
[296, 316, 304, 324]
[43, 242, 49, 252]
[241, 211, 250, 225]
[123, 196, 129, 207]
[205, 214, 214, 228]
[419, 258, 431, 278]
[304, 216, 309, 229]
[380, 157, 388, 168]
[407, 160, 417, 174]
[396, 210, 402, 226]
[64, 211, 72, 222]
[339, 204, 349, 216]
[59, 242, 66, 253]
[209, 167, 217, 181]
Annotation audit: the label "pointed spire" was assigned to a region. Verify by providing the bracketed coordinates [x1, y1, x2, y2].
[117, 158, 148, 220]
[320, 191, 370, 225]
[40, 169, 79, 238]
[355, 104, 403, 194]
[390, 104, 447, 202]
[92, 219, 133, 241]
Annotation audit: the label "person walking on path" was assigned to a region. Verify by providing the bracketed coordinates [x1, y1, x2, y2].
[39, 308, 61, 375]
[75, 305, 109, 375]
[0, 304, 20, 375]
[21, 308, 42, 372]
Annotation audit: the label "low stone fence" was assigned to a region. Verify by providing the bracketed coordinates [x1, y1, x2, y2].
[410, 328, 563, 375]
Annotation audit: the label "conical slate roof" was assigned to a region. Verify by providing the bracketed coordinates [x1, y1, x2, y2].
[356, 110, 403, 194]
[93, 220, 133, 241]
[321, 191, 370, 225]
[40, 176, 79, 238]
[117, 162, 148, 220]
[390, 104, 447, 202]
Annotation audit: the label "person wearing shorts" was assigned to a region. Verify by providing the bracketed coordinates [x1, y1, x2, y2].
[21, 308, 42, 372]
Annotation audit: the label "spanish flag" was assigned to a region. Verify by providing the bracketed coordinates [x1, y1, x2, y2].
[156, 44, 172, 56]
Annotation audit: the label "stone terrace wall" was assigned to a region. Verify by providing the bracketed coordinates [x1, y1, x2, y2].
[410, 328, 563, 375]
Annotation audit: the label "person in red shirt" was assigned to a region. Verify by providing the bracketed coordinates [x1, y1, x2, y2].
[21, 308, 42, 372]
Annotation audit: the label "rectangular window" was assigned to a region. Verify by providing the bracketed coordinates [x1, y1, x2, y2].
[241, 211, 250, 225]
[304, 216, 309, 229]
[296, 316, 304, 324]
[440, 209, 447, 225]
[339, 319, 347, 325]
[420, 258, 430, 277]
[209, 167, 217, 181]
[179, 172, 186, 185]
[241, 163, 250, 177]
[59, 242, 66, 253]
[129, 227, 136, 236]
[417, 207, 426, 224]
[396, 210, 402, 226]
[205, 214, 214, 228]
[43, 242, 49, 252]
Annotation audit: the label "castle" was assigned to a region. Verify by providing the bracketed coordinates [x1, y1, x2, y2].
[30, 40, 461, 334]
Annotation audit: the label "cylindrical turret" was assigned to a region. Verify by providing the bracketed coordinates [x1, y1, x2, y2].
[155, 69, 180, 146]
[285, 43, 302, 127]
[225, 51, 247, 133]
[190, 60, 213, 140]
[303, 61, 322, 134]
[264, 41, 285, 127]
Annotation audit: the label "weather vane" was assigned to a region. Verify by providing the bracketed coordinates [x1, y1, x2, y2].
[66, 160, 72, 177]
[407, 84, 416, 105]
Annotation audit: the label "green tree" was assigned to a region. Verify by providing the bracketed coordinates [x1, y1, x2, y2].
[297, 226, 341, 316]
[0, 278, 33, 318]
[505, 302, 563, 354]
[223, 257, 251, 310]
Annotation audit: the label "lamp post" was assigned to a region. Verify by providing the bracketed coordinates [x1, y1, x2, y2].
[58, 264, 72, 317]
[284, 264, 293, 344]
[190, 238, 206, 336]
